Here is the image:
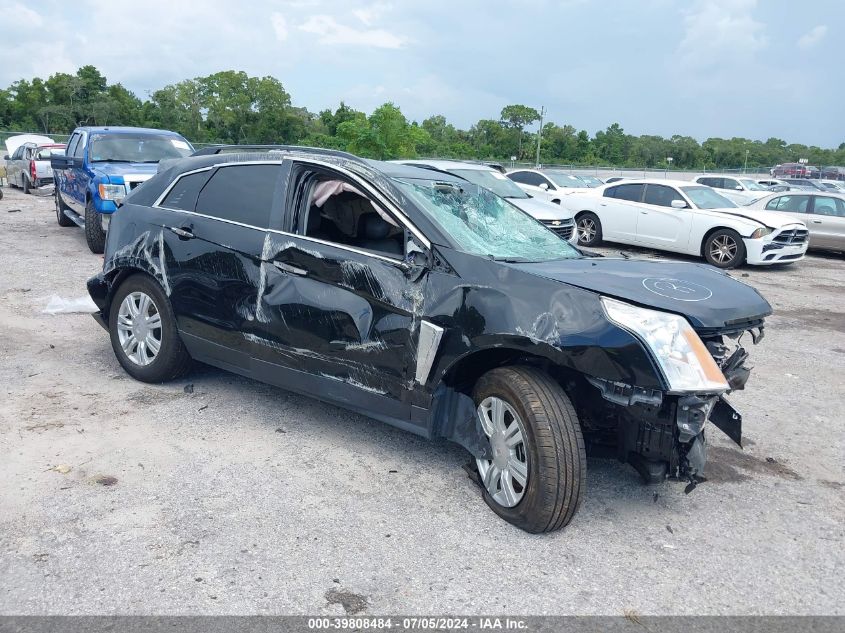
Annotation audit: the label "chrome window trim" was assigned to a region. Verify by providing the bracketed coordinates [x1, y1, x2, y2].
[153, 158, 431, 257]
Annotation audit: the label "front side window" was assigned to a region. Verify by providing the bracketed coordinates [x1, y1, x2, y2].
[764, 195, 809, 213]
[72, 134, 86, 159]
[88, 133, 193, 164]
[680, 186, 736, 209]
[393, 178, 580, 262]
[606, 183, 644, 202]
[697, 177, 719, 188]
[722, 178, 739, 190]
[195, 165, 281, 227]
[65, 133, 80, 158]
[644, 184, 683, 208]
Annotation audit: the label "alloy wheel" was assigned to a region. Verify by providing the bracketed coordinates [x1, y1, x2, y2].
[577, 218, 596, 243]
[475, 396, 529, 508]
[116, 291, 162, 366]
[709, 235, 738, 265]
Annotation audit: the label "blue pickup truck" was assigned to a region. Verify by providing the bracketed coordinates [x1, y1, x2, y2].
[52, 126, 193, 253]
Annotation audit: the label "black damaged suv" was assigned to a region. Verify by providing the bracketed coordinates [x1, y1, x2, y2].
[88, 146, 772, 533]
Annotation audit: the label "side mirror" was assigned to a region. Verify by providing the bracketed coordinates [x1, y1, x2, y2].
[735, 185, 743, 190]
[2, 155, 8, 161]
[670, 199, 687, 209]
[539, 183, 549, 191]
[51, 155, 75, 170]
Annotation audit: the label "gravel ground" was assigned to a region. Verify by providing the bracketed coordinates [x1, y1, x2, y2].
[0, 185, 843, 616]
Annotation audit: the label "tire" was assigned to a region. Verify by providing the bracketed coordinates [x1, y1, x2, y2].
[108, 274, 192, 383]
[22, 175, 30, 194]
[84, 200, 106, 254]
[703, 228, 746, 269]
[576, 212, 602, 247]
[472, 366, 586, 533]
[55, 189, 74, 227]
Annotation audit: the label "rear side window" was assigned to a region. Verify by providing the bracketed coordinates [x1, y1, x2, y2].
[161, 171, 211, 211]
[509, 171, 544, 187]
[195, 165, 281, 228]
[605, 183, 644, 202]
[812, 196, 845, 217]
[697, 177, 720, 188]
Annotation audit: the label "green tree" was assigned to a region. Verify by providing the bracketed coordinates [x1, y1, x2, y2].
[499, 104, 540, 159]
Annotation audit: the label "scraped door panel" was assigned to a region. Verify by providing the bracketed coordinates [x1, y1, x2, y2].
[251, 235, 424, 403]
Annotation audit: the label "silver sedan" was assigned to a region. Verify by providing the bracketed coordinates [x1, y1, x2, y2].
[747, 192, 845, 253]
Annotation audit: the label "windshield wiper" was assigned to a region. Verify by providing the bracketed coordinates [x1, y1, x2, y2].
[488, 256, 537, 263]
[92, 158, 132, 163]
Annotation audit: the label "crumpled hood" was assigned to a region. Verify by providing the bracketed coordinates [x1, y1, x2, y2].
[516, 258, 772, 329]
[93, 162, 160, 181]
[711, 208, 804, 230]
[509, 196, 575, 221]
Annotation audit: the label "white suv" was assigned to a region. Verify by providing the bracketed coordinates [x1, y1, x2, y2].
[694, 175, 770, 205]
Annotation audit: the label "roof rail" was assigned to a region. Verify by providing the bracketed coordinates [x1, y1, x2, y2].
[191, 144, 363, 162]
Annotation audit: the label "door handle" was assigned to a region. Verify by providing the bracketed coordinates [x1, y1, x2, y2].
[640, 211, 648, 214]
[811, 220, 822, 224]
[273, 260, 307, 276]
[168, 226, 194, 239]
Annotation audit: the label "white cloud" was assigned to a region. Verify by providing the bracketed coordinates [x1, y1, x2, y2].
[298, 14, 405, 48]
[677, 0, 767, 70]
[353, 2, 391, 25]
[271, 13, 289, 41]
[797, 25, 827, 50]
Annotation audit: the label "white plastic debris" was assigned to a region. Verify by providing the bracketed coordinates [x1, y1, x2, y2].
[42, 295, 98, 315]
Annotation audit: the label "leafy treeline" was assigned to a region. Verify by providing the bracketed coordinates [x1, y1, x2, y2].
[2, 66, 843, 169]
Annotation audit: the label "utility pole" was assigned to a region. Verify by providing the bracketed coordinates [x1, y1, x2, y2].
[535, 105, 545, 168]
[744, 149, 749, 174]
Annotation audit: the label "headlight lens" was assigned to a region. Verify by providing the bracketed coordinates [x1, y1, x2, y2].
[750, 227, 773, 239]
[98, 183, 126, 201]
[601, 296, 729, 393]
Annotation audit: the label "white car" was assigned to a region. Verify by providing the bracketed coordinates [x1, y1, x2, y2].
[397, 160, 577, 242]
[561, 179, 809, 268]
[693, 175, 770, 205]
[506, 168, 589, 204]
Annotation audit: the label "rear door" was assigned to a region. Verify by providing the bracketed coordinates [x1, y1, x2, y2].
[635, 184, 693, 251]
[8, 146, 24, 186]
[153, 163, 285, 369]
[597, 183, 644, 242]
[807, 196, 845, 250]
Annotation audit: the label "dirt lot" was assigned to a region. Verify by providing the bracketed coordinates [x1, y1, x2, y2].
[0, 185, 843, 616]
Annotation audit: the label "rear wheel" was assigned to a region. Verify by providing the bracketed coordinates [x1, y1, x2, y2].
[84, 200, 106, 253]
[108, 275, 191, 383]
[473, 366, 586, 533]
[22, 175, 30, 194]
[576, 212, 602, 246]
[55, 189, 74, 227]
[704, 228, 746, 269]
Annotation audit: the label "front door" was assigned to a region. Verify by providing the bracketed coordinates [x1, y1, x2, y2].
[635, 184, 693, 251]
[251, 162, 425, 417]
[598, 183, 644, 243]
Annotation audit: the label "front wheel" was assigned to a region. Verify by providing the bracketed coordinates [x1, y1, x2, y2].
[84, 200, 106, 253]
[704, 229, 746, 269]
[473, 366, 586, 533]
[108, 275, 192, 383]
[576, 212, 603, 246]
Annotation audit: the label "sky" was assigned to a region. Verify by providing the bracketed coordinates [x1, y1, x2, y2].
[0, 0, 842, 147]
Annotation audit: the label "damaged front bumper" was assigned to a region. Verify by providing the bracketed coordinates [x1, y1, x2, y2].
[585, 330, 754, 487]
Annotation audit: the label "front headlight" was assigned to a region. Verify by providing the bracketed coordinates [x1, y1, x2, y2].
[750, 227, 773, 239]
[98, 183, 126, 202]
[601, 297, 729, 393]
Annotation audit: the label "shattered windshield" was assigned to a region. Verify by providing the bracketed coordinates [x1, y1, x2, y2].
[450, 169, 529, 199]
[393, 178, 581, 262]
[89, 134, 193, 163]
